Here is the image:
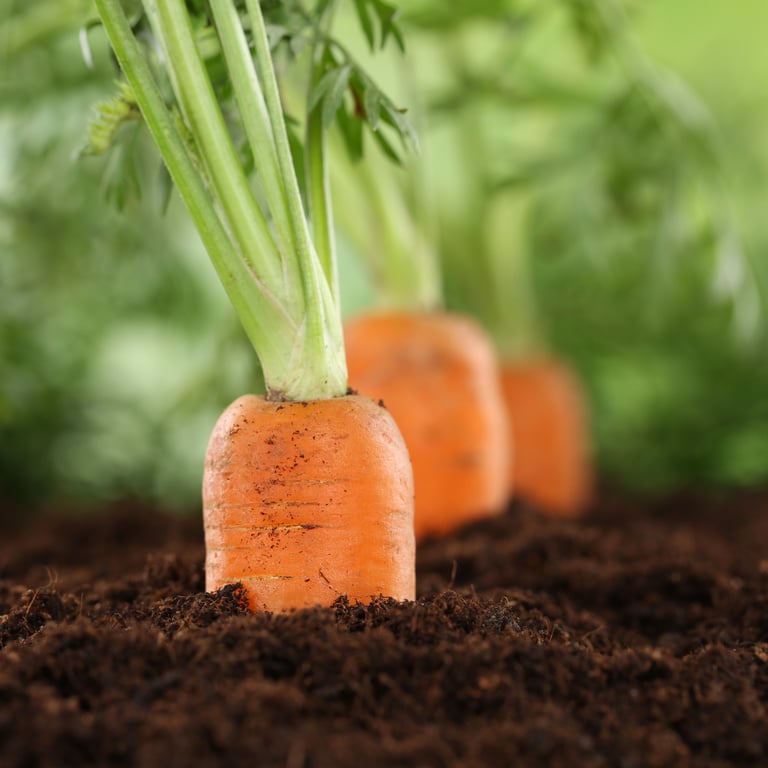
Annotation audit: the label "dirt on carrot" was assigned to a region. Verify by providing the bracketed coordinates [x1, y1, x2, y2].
[344, 311, 510, 541]
[500, 358, 593, 517]
[203, 394, 415, 611]
[2, 488, 768, 767]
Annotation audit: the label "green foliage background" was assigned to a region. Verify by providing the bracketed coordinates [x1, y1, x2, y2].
[1, 0, 767, 511]
[532, 0, 768, 491]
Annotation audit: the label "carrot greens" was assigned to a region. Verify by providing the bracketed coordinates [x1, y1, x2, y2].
[331, 142, 441, 311]
[92, 0, 413, 402]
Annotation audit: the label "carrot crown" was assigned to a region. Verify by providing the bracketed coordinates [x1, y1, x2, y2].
[93, 0, 413, 401]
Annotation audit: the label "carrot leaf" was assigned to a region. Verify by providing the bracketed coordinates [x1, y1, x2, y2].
[352, 0, 375, 50]
[351, 0, 404, 52]
[82, 78, 141, 157]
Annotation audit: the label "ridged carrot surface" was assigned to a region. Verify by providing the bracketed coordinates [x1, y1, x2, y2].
[203, 394, 415, 611]
[344, 312, 510, 541]
[500, 359, 592, 517]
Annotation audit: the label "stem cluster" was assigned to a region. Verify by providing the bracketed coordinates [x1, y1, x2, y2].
[95, 0, 347, 401]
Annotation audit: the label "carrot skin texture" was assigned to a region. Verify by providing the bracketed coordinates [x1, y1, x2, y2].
[500, 359, 592, 517]
[344, 312, 510, 541]
[203, 394, 415, 611]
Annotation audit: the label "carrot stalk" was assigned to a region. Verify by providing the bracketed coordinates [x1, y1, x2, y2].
[305, 6, 341, 306]
[331, 145, 441, 311]
[95, 0, 346, 402]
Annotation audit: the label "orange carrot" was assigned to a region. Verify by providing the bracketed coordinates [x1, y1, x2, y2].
[203, 394, 415, 611]
[500, 358, 592, 517]
[344, 311, 510, 542]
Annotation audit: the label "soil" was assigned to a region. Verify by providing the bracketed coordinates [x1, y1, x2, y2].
[2, 490, 768, 767]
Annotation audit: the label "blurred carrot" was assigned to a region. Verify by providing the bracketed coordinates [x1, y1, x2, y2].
[345, 311, 509, 541]
[500, 359, 592, 517]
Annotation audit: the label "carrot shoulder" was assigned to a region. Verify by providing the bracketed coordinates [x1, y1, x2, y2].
[203, 394, 415, 612]
[500, 358, 592, 517]
[344, 311, 510, 541]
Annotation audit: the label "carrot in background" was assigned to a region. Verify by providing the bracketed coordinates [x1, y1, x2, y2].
[333, 133, 510, 541]
[345, 311, 509, 541]
[500, 359, 592, 516]
[94, 0, 416, 609]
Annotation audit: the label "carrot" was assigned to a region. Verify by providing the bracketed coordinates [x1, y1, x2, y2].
[500, 358, 592, 517]
[344, 311, 510, 541]
[203, 394, 415, 611]
[95, 0, 417, 609]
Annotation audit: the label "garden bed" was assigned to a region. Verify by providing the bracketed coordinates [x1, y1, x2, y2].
[1, 491, 767, 767]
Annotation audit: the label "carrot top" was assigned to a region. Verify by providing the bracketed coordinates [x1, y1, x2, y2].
[92, 0, 415, 401]
[332, 139, 441, 312]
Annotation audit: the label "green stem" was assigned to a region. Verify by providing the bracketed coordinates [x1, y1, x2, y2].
[440, 31, 542, 356]
[306, 59, 339, 306]
[96, 0, 347, 400]
[244, 0, 344, 396]
[93, 0, 276, 356]
[305, 1, 340, 306]
[332, 144, 440, 310]
[148, 0, 284, 295]
[208, 0, 296, 278]
[243, 0, 321, 301]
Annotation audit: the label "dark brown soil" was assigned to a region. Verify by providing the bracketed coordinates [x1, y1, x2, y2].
[2, 491, 768, 767]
